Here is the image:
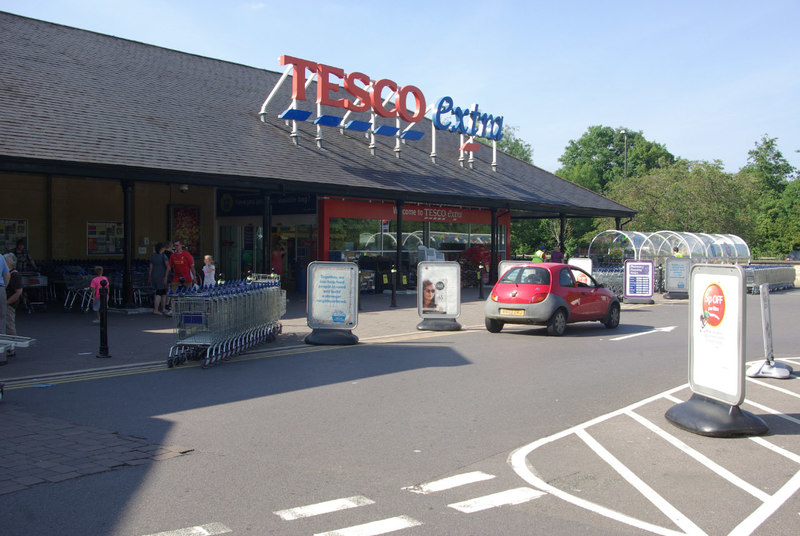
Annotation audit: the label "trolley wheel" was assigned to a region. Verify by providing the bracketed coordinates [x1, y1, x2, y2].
[167, 356, 174, 368]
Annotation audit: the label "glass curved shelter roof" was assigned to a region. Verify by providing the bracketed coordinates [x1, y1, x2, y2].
[588, 230, 750, 266]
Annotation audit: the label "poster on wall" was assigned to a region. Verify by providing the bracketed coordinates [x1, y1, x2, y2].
[169, 205, 201, 256]
[0, 218, 28, 253]
[87, 221, 123, 256]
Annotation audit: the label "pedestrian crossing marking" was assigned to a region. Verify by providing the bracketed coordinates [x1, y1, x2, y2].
[314, 515, 422, 536]
[274, 495, 375, 520]
[403, 471, 495, 494]
[448, 487, 545, 513]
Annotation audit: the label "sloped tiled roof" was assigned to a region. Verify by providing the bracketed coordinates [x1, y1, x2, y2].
[0, 12, 635, 219]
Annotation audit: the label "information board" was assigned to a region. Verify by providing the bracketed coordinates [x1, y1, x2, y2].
[417, 261, 460, 318]
[624, 260, 654, 299]
[665, 256, 691, 293]
[689, 264, 746, 406]
[306, 262, 359, 330]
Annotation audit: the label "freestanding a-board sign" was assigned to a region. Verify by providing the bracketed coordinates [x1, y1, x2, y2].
[665, 264, 767, 437]
[498, 260, 537, 279]
[305, 261, 359, 345]
[664, 256, 690, 299]
[623, 260, 654, 304]
[417, 261, 461, 331]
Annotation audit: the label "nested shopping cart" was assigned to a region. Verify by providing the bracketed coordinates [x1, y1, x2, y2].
[167, 276, 285, 368]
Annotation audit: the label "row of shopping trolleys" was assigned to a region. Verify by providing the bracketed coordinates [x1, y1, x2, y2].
[167, 277, 286, 369]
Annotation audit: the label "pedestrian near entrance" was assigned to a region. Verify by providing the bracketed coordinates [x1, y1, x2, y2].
[0, 253, 9, 357]
[89, 266, 109, 324]
[5, 253, 22, 358]
[166, 240, 196, 292]
[202, 254, 216, 287]
[550, 246, 564, 263]
[533, 246, 546, 262]
[148, 242, 169, 315]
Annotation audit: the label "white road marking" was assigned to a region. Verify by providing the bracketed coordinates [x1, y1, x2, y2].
[729, 469, 800, 536]
[274, 496, 375, 521]
[403, 471, 496, 494]
[314, 515, 421, 536]
[610, 325, 677, 341]
[448, 487, 544, 513]
[576, 429, 705, 535]
[510, 382, 800, 535]
[626, 410, 771, 502]
[744, 398, 800, 426]
[746, 377, 800, 399]
[141, 523, 231, 536]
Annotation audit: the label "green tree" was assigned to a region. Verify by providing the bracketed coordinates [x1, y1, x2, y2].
[604, 159, 759, 243]
[741, 135, 796, 194]
[557, 125, 675, 193]
[484, 124, 532, 163]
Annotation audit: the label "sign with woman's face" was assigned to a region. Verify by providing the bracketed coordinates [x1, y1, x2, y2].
[417, 261, 461, 318]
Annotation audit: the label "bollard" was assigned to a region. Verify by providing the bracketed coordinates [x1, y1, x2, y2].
[478, 264, 485, 300]
[96, 279, 111, 358]
[390, 265, 397, 308]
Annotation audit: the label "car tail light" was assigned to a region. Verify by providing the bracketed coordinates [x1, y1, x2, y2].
[491, 294, 498, 302]
[530, 293, 547, 304]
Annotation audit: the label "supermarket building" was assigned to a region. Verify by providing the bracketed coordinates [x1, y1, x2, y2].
[0, 12, 634, 295]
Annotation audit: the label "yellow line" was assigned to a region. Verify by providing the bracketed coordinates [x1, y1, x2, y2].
[6, 327, 483, 390]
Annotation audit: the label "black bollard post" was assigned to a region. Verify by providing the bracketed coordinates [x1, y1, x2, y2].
[390, 265, 397, 308]
[478, 264, 485, 300]
[96, 279, 111, 358]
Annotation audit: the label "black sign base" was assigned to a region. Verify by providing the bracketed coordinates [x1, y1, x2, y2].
[305, 329, 359, 346]
[665, 393, 768, 437]
[664, 291, 689, 300]
[416, 318, 462, 331]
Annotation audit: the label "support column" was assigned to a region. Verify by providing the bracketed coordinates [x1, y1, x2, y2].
[262, 191, 272, 273]
[490, 207, 498, 284]
[122, 180, 134, 306]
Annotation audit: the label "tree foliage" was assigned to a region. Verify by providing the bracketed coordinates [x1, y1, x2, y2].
[557, 125, 675, 193]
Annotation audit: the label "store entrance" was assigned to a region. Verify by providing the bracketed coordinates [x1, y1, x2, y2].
[219, 223, 264, 281]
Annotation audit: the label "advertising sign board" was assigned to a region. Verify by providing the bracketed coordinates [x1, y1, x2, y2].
[306, 262, 359, 330]
[624, 260, 654, 300]
[568, 258, 593, 286]
[417, 262, 461, 318]
[665, 256, 691, 293]
[689, 264, 746, 406]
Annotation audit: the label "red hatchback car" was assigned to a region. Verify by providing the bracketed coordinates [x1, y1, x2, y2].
[484, 263, 621, 336]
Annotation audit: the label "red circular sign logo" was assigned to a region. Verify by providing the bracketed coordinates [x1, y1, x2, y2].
[702, 283, 725, 327]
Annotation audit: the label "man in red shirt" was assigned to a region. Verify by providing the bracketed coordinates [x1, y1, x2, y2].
[165, 240, 196, 291]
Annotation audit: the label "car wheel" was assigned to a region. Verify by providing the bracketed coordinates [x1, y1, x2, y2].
[485, 318, 504, 333]
[604, 302, 620, 329]
[547, 309, 567, 336]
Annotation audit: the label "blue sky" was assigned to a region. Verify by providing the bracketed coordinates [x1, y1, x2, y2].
[3, 0, 798, 175]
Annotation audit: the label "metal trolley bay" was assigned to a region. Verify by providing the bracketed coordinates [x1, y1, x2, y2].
[167, 276, 286, 368]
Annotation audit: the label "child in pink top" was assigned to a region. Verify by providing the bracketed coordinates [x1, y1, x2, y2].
[89, 266, 109, 323]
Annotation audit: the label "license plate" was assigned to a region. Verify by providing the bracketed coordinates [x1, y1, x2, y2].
[499, 308, 525, 317]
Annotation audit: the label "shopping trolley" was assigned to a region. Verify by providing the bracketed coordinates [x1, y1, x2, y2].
[167, 275, 285, 369]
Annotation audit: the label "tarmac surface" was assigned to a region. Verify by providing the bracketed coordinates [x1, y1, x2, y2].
[0, 288, 492, 496]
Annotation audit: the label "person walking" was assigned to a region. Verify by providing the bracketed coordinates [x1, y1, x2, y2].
[165, 240, 196, 292]
[4, 253, 23, 358]
[148, 242, 169, 315]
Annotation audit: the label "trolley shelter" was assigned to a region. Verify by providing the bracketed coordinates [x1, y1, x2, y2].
[0, 12, 636, 308]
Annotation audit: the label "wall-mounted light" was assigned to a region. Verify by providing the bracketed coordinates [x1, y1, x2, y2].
[179, 184, 189, 193]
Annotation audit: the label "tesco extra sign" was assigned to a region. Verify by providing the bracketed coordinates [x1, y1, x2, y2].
[279, 55, 504, 141]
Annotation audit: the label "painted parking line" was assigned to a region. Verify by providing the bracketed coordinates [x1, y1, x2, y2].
[448, 487, 545, 513]
[509, 381, 800, 536]
[274, 495, 375, 520]
[314, 515, 422, 536]
[141, 522, 231, 536]
[403, 471, 495, 494]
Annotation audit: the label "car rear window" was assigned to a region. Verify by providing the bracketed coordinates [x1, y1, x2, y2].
[499, 266, 550, 285]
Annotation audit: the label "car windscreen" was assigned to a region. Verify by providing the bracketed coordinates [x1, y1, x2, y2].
[499, 266, 550, 285]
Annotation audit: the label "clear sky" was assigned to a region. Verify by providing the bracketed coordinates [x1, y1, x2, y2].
[2, 0, 798, 175]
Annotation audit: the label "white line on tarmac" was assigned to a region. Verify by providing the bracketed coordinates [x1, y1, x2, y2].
[403, 471, 496, 494]
[746, 378, 800, 399]
[274, 496, 375, 520]
[314, 515, 421, 536]
[141, 523, 231, 536]
[610, 326, 677, 341]
[626, 410, 771, 502]
[576, 428, 705, 535]
[448, 487, 545, 513]
[728, 469, 800, 536]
